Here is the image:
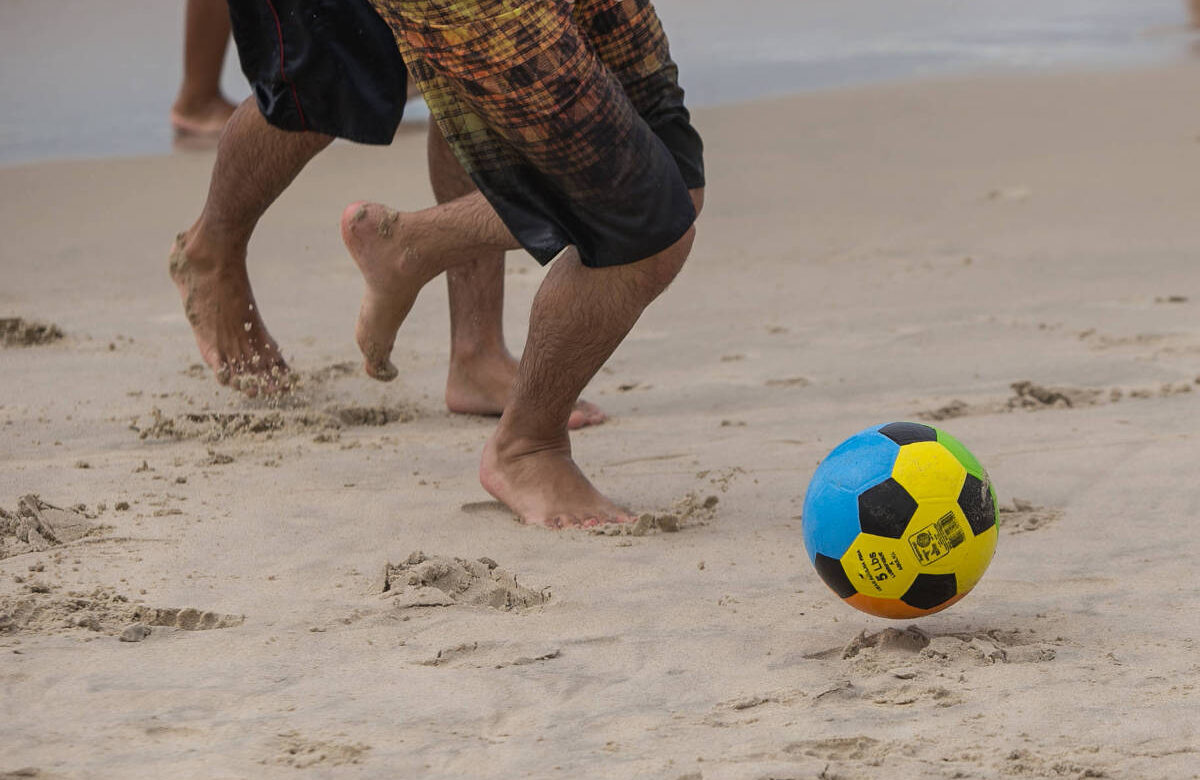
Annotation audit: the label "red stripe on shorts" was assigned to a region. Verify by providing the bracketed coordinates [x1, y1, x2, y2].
[262, 0, 308, 129]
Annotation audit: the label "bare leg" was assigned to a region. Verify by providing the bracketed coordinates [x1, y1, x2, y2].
[480, 218, 697, 528]
[171, 0, 237, 137]
[1191, 0, 1200, 27]
[342, 188, 701, 527]
[426, 127, 606, 429]
[171, 99, 333, 396]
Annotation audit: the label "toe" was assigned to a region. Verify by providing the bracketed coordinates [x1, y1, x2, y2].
[567, 401, 608, 430]
[241, 376, 261, 399]
[341, 201, 371, 240]
[266, 367, 293, 396]
[365, 358, 399, 382]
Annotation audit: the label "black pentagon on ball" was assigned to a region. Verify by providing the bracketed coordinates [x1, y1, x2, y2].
[858, 477, 919, 539]
[878, 422, 937, 445]
[813, 553, 857, 598]
[958, 473, 997, 536]
[901, 573, 958, 610]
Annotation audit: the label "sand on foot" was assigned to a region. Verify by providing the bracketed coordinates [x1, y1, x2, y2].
[168, 232, 291, 397]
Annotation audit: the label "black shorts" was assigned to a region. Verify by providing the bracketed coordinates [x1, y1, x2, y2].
[228, 0, 408, 144]
[367, 0, 705, 267]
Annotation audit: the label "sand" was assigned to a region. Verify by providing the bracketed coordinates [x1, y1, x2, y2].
[2, 62, 1199, 778]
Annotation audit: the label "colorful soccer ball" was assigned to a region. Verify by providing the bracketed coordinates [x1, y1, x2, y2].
[802, 422, 998, 618]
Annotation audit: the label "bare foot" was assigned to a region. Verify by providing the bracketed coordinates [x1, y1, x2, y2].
[480, 429, 634, 529]
[343, 199, 607, 428]
[446, 354, 607, 429]
[341, 201, 442, 381]
[168, 231, 290, 397]
[170, 95, 237, 139]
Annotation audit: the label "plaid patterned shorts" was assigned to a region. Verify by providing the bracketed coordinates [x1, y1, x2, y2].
[367, 0, 705, 267]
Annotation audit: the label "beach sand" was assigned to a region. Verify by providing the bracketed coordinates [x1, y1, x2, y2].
[2, 62, 1199, 778]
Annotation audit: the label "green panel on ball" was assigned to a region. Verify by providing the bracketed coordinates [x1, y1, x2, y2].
[935, 429, 986, 480]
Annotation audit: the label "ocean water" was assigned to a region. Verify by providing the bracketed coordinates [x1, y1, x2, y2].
[659, 0, 1195, 104]
[0, 0, 1194, 165]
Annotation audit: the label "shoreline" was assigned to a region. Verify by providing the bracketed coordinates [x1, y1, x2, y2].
[1, 55, 1196, 172]
[1, 0, 1194, 165]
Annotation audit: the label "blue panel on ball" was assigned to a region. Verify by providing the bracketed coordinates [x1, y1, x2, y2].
[802, 428, 901, 562]
[816, 428, 900, 493]
[802, 480, 860, 562]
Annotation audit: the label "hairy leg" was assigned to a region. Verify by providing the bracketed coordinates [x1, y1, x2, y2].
[426, 127, 606, 428]
[172, 0, 236, 137]
[343, 185, 698, 527]
[171, 99, 332, 396]
[426, 125, 512, 405]
[481, 208, 698, 528]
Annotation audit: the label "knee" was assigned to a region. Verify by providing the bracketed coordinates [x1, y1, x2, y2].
[428, 126, 476, 202]
[640, 224, 695, 295]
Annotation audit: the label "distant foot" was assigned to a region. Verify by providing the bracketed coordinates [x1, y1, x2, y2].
[168, 231, 290, 397]
[480, 430, 634, 529]
[566, 398, 607, 429]
[170, 96, 237, 139]
[341, 201, 439, 381]
[446, 354, 607, 430]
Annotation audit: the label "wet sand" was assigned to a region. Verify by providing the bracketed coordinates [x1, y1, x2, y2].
[2, 62, 1200, 777]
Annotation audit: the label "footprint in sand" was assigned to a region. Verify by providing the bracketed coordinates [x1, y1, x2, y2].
[588, 492, 720, 538]
[377, 551, 549, 610]
[459, 500, 511, 517]
[919, 379, 1195, 421]
[765, 376, 811, 388]
[1, 496, 103, 560]
[998, 498, 1062, 534]
[419, 640, 562, 669]
[0, 318, 63, 348]
[869, 684, 963, 708]
[0, 769, 59, 780]
[132, 402, 416, 443]
[302, 362, 358, 385]
[798, 626, 1056, 719]
[921, 629, 1058, 666]
[783, 735, 890, 761]
[1001, 748, 1108, 779]
[1077, 328, 1173, 351]
[806, 626, 1057, 674]
[460, 493, 720, 537]
[0, 584, 243, 638]
[267, 732, 371, 769]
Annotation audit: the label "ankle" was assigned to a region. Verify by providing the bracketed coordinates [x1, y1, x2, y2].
[177, 226, 247, 274]
[449, 339, 511, 370]
[172, 91, 230, 117]
[492, 417, 570, 460]
[393, 212, 445, 281]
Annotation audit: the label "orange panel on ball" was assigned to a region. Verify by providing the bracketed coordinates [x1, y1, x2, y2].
[843, 591, 965, 620]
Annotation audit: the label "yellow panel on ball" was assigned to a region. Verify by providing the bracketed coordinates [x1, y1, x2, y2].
[891, 441, 967, 501]
[951, 524, 998, 595]
[840, 534, 919, 600]
[901, 500, 971, 572]
[899, 501, 997, 597]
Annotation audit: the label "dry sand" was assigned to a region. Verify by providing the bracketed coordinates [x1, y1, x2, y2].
[2, 62, 1200, 778]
